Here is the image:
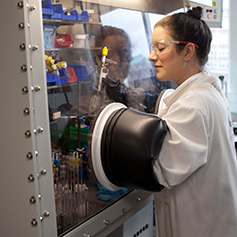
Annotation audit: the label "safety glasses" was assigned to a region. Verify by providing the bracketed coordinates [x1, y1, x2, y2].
[150, 40, 199, 56]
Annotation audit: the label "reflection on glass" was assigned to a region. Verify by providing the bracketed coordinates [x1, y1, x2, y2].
[44, 2, 176, 236]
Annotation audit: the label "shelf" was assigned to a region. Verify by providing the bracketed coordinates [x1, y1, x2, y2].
[47, 80, 92, 91]
[43, 18, 102, 27]
[45, 47, 101, 52]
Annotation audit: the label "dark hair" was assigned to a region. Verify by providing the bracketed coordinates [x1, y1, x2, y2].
[154, 7, 212, 67]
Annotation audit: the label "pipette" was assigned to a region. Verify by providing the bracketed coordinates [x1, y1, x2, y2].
[97, 47, 108, 92]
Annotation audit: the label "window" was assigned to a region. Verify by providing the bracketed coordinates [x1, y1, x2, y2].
[100, 8, 155, 87]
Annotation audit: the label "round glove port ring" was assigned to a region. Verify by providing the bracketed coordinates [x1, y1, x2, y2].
[90, 102, 127, 191]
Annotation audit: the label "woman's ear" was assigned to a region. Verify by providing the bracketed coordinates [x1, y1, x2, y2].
[184, 43, 196, 62]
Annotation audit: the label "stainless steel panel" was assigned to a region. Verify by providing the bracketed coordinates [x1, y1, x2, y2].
[64, 191, 153, 237]
[79, 0, 184, 14]
[0, 0, 57, 236]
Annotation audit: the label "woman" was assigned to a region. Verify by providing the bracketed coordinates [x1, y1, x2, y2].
[149, 7, 237, 237]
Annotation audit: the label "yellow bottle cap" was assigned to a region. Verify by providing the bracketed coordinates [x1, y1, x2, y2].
[102, 47, 108, 56]
[51, 64, 57, 70]
[57, 62, 67, 69]
[48, 64, 57, 71]
[48, 59, 55, 65]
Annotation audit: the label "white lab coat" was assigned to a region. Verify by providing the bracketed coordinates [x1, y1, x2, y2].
[153, 71, 237, 237]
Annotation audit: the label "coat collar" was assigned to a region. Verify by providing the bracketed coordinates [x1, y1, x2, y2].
[163, 71, 218, 107]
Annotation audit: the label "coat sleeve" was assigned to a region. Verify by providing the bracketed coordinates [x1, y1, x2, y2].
[153, 99, 209, 188]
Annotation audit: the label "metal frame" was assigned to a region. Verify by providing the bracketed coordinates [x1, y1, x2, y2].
[64, 190, 153, 237]
[0, 1, 154, 236]
[0, 0, 57, 236]
[78, 0, 183, 15]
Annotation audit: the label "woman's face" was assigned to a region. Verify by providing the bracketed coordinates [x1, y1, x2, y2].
[149, 27, 187, 86]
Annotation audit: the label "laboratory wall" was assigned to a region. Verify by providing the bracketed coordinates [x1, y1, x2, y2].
[229, 0, 237, 117]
